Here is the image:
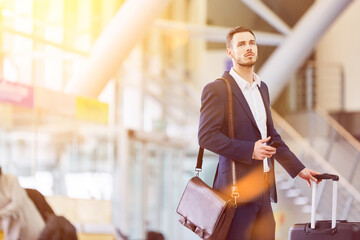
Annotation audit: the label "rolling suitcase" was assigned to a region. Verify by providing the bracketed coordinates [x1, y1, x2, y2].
[289, 173, 360, 240]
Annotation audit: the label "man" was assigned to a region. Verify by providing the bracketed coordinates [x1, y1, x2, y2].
[198, 26, 319, 240]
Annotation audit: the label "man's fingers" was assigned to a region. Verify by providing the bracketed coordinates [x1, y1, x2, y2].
[298, 168, 322, 186]
[308, 170, 320, 183]
[254, 137, 275, 160]
[310, 176, 318, 183]
[264, 147, 276, 154]
[259, 147, 276, 158]
[260, 136, 271, 143]
[261, 149, 276, 157]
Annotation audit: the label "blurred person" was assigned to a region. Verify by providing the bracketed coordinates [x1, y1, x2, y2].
[0, 170, 45, 240]
[198, 26, 320, 240]
[24, 189, 77, 240]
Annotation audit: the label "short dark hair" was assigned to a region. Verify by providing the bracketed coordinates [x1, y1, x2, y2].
[226, 26, 256, 48]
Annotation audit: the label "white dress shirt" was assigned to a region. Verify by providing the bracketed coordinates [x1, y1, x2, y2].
[229, 68, 270, 172]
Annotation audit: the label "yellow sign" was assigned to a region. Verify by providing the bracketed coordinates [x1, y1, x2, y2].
[76, 97, 109, 124]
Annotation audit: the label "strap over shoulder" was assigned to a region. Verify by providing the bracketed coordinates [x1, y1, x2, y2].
[196, 77, 239, 204]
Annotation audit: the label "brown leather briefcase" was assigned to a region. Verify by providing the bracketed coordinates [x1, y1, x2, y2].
[176, 175, 236, 239]
[176, 77, 238, 239]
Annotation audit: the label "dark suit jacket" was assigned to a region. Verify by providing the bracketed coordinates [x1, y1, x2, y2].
[198, 71, 305, 203]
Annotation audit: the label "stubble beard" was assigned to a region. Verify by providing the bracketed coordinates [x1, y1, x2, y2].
[236, 56, 257, 67]
[238, 61, 256, 67]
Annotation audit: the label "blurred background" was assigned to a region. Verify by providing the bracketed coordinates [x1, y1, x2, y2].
[1, 0, 360, 239]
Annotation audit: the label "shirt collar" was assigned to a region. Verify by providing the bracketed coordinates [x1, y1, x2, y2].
[229, 68, 261, 90]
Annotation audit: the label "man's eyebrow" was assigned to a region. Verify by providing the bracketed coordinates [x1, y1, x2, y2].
[237, 41, 246, 45]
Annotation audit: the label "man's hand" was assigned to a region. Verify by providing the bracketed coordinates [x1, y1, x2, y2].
[298, 168, 321, 187]
[253, 137, 276, 160]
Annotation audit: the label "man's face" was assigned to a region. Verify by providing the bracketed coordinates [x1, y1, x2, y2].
[228, 31, 258, 67]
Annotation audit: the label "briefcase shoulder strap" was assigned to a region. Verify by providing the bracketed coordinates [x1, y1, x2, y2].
[196, 77, 234, 170]
[218, 77, 234, 138]
[196, 77, 239, 203]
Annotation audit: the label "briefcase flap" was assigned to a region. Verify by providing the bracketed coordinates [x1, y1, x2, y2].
[176, 176, 233, 237]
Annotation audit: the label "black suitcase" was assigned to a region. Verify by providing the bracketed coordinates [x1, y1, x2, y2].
[289, 173, 360, 240]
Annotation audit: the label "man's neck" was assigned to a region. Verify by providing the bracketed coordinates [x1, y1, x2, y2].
[233, 65, 254, 85]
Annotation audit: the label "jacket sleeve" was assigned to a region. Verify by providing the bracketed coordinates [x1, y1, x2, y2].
[271, 126, 305, 178]
[262, 83, 305, 178]
[198, 81, 254, 165]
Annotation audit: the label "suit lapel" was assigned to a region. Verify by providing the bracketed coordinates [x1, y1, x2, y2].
[257, 83, 271, 130]
[222, 72, 259, 131]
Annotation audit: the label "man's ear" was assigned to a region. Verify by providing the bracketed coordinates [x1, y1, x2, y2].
[226, 48, 233, 58]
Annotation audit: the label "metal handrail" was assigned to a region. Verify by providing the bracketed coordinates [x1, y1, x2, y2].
[315, 107, 360, 153]
[292, 61, 345, 112]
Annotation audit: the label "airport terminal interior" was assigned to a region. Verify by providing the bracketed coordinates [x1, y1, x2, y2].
[1, 0, 360, 239]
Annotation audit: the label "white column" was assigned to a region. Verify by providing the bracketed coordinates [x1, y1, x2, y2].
[188, 0, 207, 83]
[65, 0, 172, 97]
[259, 0, 354, 101]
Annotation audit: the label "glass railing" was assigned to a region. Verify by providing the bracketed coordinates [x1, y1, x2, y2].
[272, 109, 360, 225]
[283, 108, 360, 190]
[272, 111, 360, 239]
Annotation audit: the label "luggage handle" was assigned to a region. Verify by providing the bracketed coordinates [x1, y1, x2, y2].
[314, 173, 339, 181]
[311, 173, 339, 229]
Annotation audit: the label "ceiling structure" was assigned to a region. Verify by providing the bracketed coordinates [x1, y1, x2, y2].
[206, 0, 314, 70]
